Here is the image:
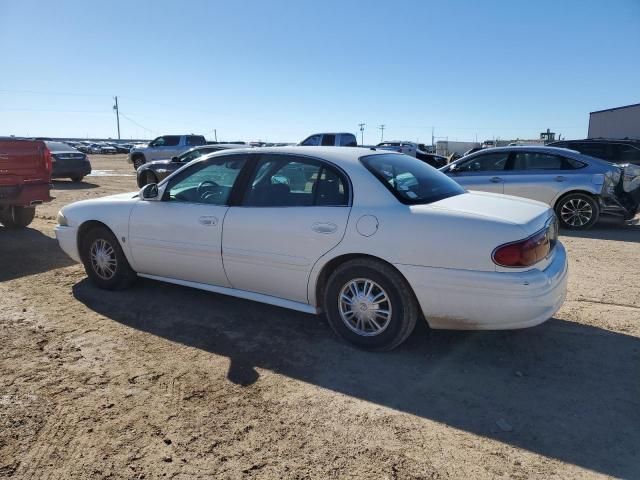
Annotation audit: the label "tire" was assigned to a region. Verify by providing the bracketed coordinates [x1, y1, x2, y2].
[71, 175, 84, 183]
[555, 192, 600, 230]
[80, 225, 137, 290]
[132, 155, 145, 170]
[0, 206, 36, 228]
[323, 258, 418, 351]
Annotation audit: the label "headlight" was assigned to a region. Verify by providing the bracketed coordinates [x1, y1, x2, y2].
[155, 168, 169, 173]
[57, 211, 68, 226]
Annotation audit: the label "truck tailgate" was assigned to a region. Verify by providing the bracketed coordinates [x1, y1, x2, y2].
[0, 140, 50, 185]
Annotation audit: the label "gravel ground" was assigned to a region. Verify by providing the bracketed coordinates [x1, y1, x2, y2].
[1, 154, 639, 479]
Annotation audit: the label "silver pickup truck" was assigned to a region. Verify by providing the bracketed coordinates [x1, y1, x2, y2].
[128, 134, 207, 169]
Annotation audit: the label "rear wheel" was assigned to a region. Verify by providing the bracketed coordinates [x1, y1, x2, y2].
[71, 175, 84, 183]
[323, 258, 418, 351]
[555, 193, 599, 230]
[80, 226, 137, 290]
[0, 206, 36, 228]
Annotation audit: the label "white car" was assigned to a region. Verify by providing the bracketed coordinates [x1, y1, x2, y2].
[55, 147, 568, 351]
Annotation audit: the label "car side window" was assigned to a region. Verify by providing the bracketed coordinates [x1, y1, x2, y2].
[511, 152, 570, 170]
[243, 155, 348, 207]
[457, 152, 509, 172]
[340, 134, 357, 147]
[572, 143, 608, 160]
[301, 135, 321, 146]
[612, 144, 640, 163]
[321, 134, 336, 146]
[163, 136, 181, 147]
[164, 155, 247, 205]
[150, 136, 165, 147]
[186, 136, 205, 146]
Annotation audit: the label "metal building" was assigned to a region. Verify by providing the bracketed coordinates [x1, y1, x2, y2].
[588, 103, 640, 140]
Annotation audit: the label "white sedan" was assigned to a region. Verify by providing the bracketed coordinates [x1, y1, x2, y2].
[55, 147, 568, 351]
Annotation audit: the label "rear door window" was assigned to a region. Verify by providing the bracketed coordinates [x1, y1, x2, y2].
[511, 152, 583, 170]
[611, 144, 640, 164]
[339, 134, 357, 147]
[243, 155, 348, 207]
[186, 135, 206, 146]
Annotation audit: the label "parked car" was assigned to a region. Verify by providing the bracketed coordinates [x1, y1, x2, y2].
[548, 139, 640, 165]
[128, 135, 207, 169]
[98, 144, 117, 154]
[75, 142, 91, 153]
[56, 147, 567, 351]
[376, 141, 447, 168]
[440, 146, 640, 229]
[136, 144, 245, 187]
[113, 144, 132, 154]
[299, 133, 358, 147]
[0, 139, 53, 228]
[45, 141, 92, 182]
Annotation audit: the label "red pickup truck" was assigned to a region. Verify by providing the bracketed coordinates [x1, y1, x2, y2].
[0, 139, 53, 228]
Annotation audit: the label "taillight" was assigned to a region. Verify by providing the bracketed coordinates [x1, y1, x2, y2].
[43, 147, 53, 174]
[492, 218, 557, 268]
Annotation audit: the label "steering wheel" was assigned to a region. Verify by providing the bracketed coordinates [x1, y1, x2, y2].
[196, 180, 219, 199]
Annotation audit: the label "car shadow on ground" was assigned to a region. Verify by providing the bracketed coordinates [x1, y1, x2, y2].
[52, 180, 99, 190]
[561, 218, 640, 243]
[0, 228, 75, 281]
[72, 277, 640, 478]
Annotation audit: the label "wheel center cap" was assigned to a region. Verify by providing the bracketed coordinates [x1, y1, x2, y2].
[359, 302, 368, 312]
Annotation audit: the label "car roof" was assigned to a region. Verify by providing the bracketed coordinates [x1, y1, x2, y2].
[198, 146, 393, 166]
[458, 145, 616, 169]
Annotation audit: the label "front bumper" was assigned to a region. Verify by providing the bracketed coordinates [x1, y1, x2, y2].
[55, 225, 81, 263]
[396, 242, 568, 330]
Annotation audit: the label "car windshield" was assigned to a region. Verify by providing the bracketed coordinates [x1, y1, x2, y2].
[361, 153, 465, 205]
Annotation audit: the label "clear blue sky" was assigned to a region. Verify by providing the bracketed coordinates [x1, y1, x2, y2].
[1, 0, 639, 143]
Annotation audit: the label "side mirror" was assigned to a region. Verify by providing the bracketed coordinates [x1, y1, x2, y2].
[171, 156, 179, 162]
[140, 183, 159, 200]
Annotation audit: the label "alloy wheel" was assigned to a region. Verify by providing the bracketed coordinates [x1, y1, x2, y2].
[560, 198, 593, 227]
[338, 278, 392, 336]
[90, 238, 118, 280]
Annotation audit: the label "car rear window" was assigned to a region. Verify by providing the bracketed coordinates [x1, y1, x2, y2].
[45, 141, 75, 152]
[361, 153, 465, 205]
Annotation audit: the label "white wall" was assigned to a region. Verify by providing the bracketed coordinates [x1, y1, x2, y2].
[588, 104, 640, 139]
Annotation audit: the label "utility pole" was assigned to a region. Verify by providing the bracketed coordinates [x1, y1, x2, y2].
[379, 124, 385, 142]
[113, 96, 121, 140]
[358, 123, 365, 146]
[431, 126, 434, 149]
[214, 129, 218, 142]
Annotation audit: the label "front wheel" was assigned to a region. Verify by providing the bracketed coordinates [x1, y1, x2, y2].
[555, 193, 599, 230]
[132, 155, 145, 170]
[80, 226, 137, 290]
[71, 175, 84, 183]
[323, 258, 418, 351]
[0, 206, 36, 228]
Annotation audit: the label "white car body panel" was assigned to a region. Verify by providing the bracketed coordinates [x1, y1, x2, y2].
[129, 201, 231, 287]
[222, 206, 350, 303]
[56, 146, 568, 333]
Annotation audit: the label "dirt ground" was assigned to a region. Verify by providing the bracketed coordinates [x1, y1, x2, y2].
[1, 154, 639, 479]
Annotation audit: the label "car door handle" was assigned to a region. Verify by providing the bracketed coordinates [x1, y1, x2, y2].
[198, 216, 218, 226]
[311, 222, 338, 234]
[490, 176, 503, 183]
[555, 176, 566, 182]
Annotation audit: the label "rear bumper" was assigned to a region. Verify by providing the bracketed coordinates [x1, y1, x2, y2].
[0, 182, 52, 207]
[55, 225, 81, 262]
[396, 242, 568, 330]
[52, 162, 92, 178]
